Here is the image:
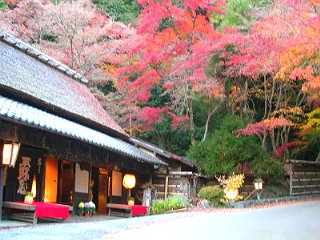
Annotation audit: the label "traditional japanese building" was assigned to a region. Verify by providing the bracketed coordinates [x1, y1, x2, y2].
[130, 137, 204, 199]
[0, 29, 167, 219]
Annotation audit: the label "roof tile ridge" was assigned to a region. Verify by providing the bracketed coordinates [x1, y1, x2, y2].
[0, 28, 89, 84]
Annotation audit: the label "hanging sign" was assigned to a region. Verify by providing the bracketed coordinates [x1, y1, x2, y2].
[17, 157, 31, 195]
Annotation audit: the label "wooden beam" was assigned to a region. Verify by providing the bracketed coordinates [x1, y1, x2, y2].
[153, 184, 180, 188]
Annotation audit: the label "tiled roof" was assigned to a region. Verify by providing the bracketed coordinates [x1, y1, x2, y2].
[130, 137, 196, 168]
[130, 137, 171, 158]
[0, 29, 126, 136]
[170, 153, 196, 168]
[0, 95, 167, 166]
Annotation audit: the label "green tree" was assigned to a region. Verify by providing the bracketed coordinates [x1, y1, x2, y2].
[138, 119, 191, 156]
[135, 82, 191, 156]
[212, 0, 273, 32]
[214, 0, 252, 31]
[188, 114, 284, 178]
[0, 0, 8, 11]
[93, 0, 140, 24]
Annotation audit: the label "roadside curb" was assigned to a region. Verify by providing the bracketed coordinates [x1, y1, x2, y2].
[230, 194, 320, 208]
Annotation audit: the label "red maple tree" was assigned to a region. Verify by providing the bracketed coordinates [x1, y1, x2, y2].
[0, 0, 135, 84]
[223, 0, 319, 158]
[117, 0, 226, 143]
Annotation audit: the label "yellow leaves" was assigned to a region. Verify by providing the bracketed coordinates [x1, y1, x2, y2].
[273, 107, 304, 116]
[229, 85, 242, 100]
[216, 173, 245, 190]
[275, 4, 319, 82]
[263, 117, 293, 130]
[302, 108, 320, 130]
[216, 173, 245, 201]
[298, 108, 320, 140]
[277, 46, 304, 80]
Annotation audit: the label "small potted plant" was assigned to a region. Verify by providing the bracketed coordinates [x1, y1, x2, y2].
[24, 191, 33, 204]
[88, 201, 96, 216]
[84, 201, 96, 217]
[78, 202, 85, 216]
[84, 202, 91, 217]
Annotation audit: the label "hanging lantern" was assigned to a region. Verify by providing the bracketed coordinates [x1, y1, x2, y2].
[2, 142, 20, 167]
[122, 174, 136, 190]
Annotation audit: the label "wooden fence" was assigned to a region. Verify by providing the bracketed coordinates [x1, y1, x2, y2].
[286, 160, 320, 196]
[152, 172, 202, 199]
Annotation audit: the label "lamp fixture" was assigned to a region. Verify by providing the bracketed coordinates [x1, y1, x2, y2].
[253, 178, 264, 200]
[123, 174, 136, 203]
[2, 142, 20, 167]
[254, 178, 263, 191]
[123, 174, 136, 190]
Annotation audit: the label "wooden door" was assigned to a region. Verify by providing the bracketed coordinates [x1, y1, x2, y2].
[97, 170, 108, 214]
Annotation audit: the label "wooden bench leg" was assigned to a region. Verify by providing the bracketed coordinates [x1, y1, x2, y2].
[108, 208, 132, 218]
[33, 211, 37, 224]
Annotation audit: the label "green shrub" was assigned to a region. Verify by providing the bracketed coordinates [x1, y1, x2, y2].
[150, 199, 166, 215]
[249, 154, 285, 179]
[198, 185, 225, 207]
[150, 195, 189, 215]
[188, 114, 262, 176]
[165, 195, 189, 210]
[188, 114, 285, 181]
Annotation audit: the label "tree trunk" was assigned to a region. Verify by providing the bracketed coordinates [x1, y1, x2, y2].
[316, 150, 320, 162]
[70, 38, 74, 69]
[283, 126, 291, 161]
[129, 108, 132, 136]
[263, 74, 268, 119]
[202, 115, 210, 143]
[262, 132, 267, 151]
[270, 129, 279, 157]
[201, 98, 223, 142]
[189, 99, 195, 145]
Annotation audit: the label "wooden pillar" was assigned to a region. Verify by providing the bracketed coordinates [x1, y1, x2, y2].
[0, 167, 4, 221]
[89, 163, 92, 202]
[38, 155, 46, 202]
[164, 176, 169, 200]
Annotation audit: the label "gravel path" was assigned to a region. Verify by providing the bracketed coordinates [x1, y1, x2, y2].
[1, 199, 319, 240]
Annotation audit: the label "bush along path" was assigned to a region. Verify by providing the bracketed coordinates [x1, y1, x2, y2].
[150, 195, 190, 215]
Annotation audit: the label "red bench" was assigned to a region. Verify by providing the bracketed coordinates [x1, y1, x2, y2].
[106, 203, 148, 218]
[2, 201, 71, 224]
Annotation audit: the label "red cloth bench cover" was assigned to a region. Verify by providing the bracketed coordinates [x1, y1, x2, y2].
[131, 205, 148, 216]
[20, 202, 69, 220]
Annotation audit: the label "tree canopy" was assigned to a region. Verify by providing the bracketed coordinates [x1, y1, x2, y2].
[0, 0, 319, 177]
